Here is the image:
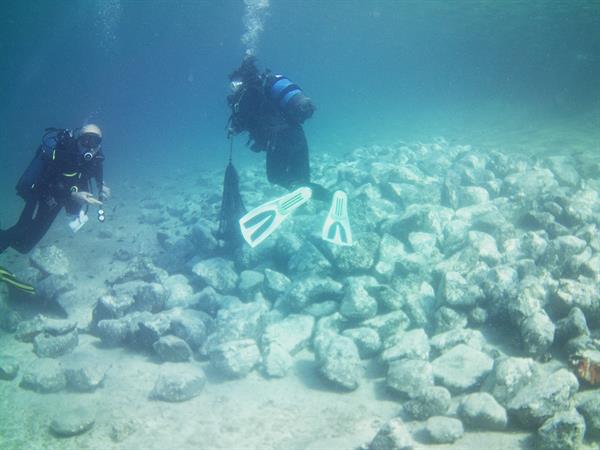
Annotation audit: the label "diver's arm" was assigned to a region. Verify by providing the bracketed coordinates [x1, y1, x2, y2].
[90, 152, 110, 201]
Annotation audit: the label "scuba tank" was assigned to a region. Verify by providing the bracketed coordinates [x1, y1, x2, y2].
[15, 128, 72, 199]
[264, 74, 315, 124]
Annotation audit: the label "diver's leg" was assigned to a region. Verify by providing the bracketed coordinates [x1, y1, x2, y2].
[0, 200, 37, 253]
[266, 134, 290, 188]
[285, 125, 310, 185]
[10, 199, 61, 254]
[285, 126, 331, 202]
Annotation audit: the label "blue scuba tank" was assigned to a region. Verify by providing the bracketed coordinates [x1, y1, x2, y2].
[265, 74, 315, 124]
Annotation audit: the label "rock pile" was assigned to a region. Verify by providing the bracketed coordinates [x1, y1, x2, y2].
[2, 139, 599, 448]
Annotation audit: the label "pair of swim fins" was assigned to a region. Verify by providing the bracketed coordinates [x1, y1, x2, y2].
[239, 187, 353, 248]
[0, 266, 36, 295]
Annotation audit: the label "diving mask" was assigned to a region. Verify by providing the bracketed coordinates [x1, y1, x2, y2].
[78, 133, 102, 161]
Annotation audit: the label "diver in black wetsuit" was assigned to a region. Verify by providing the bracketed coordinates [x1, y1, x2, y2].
[0, 124, 110, 254]
[226, 56, 330, 202]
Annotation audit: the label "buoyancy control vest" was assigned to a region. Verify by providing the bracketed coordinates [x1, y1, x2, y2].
[264, 74, 315, 124]
[15, 128, 95, 201]
[16, 128, 72, 199]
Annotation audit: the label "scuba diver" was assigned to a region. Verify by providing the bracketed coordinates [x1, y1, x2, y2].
[0, 124, 110, 260]
[225, 56, 352, 248]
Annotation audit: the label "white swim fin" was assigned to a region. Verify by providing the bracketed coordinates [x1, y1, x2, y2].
[239, 186, 312, 248]
[322, 190, 353, 246]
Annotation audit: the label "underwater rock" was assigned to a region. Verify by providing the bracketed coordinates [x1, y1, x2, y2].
[209, 338, 260, 378]
[192, 257, 239, 293]
[576, 394, 600, 439]
[313, 313, 347, 352]
[43, 318, 78, 336]
[0, 355, 19, 380]
[278, 275, 342, 312]
[520, 230, 549, 260]
[153, 335, 192, 362]
[50, 407, 95, 437]
[398, 280, 436, 330]
[483, 356, 536, 407]
[362, 310, 411, 340]
[263, 268, 292, 300]
[431, 344, 493, 394]
[562, 188, 600, 227]
[288, 241, 332, 275]
[112, 281, 168, 314]
[30, 245, 70, 276]
[14, 315, 60, 343]
[438, 271, 481, 309]
[467, 231, 502, 266]
[110, 416, 138, 443]
[189, 222, 218, 255]
[204, 301, 269, 353]
[302, 300, 338, 318]
[340, 276, 379, 321]
[381, 181, 437, 209]
[458, 186, 489, 207]
[325, 231, 379, 274]
[408, 231, 439, 258]
[536, 409, 585, 450]
[433, 306, 467, 333]
[429, 328, 485, 356]
[382, 204, 453, 243]
[507, 368, 579, 429]
[503, 168, 558, 198]
[237, 270, 265, 300]
[62, 353, 108, 392]
[20, 358, 66, 393]
[0, 299, 21, 333]
[317, 334, 362, 391]
[545, 156, 580, 188]
[36, 274, 76, 302]
[381, 328, 429, 363]
[163, 274, 199, 310]
[91, 294, 135, 332]
[386, 359, 433, 399]
[481, 264, 520, 319]
[369, 417, 414, 450]
[97, 318, 131, 346]
[133, 312, 172, 350]
[261, 314, 314, 355]
[542, 235, 588, 277]
[441, 219, 470, 255]
[551, 278, 600, 324]
[33, 329, 79, 358]
[169, 309, 212, 351]
[468, 306, 488, 325]
[374, 233, 406, 281]
[424, 416, 464, 444]
[109, 257, 168, 285]
[402, 385, 451, 421]
[261, 342, 293, 378]
[458, 392, 507, 430]
[150, 363, 206, 402]
[519, 311, 555, 358]
[342, 327, 381, 359]
[194, 286, 242, 316]
[507, 276, 548, 327]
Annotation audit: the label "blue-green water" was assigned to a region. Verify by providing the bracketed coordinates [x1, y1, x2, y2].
[1, 0, 599, 215]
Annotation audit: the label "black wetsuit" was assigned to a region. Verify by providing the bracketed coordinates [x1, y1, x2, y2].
[228, 71, 329, 202]
[0, 132, 104, 254]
